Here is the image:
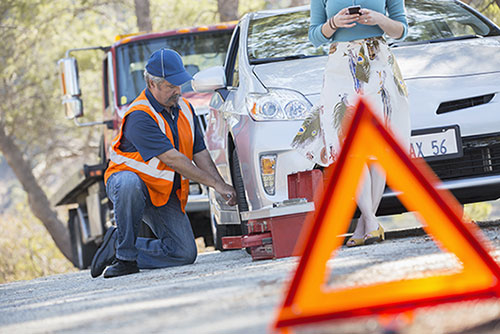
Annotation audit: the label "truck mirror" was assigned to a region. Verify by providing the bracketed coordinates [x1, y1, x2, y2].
[58, 57, 83, 119]
[192, 66, 226, 92]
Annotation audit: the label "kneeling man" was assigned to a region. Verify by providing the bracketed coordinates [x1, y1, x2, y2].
[91, 48, 236, 278]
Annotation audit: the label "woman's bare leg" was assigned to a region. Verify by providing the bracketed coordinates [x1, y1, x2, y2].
[364, 165, 386, 233]
[352, 166, 372, 238]
[371, 165, 386, 211]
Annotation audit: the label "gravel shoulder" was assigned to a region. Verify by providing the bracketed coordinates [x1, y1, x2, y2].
[2, 225, 500, 334]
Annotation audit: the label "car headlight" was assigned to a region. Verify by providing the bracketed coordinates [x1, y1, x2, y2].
[246, 89, 312, 121]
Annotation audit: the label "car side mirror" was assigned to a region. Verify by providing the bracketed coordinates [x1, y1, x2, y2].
[192, 66, 226, 93]
[58, 57, 83, 119]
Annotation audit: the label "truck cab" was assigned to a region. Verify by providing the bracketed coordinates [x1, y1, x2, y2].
[54, 23, 235, 269]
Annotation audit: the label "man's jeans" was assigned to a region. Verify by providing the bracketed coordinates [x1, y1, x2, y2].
[106, 171, 197, 269]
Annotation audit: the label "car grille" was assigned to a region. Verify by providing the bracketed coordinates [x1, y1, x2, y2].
[428, 135, 500, 180]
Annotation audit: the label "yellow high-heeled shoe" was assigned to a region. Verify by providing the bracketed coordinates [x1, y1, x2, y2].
[346, 237, 365, 247]
[363, 225, 385, 245]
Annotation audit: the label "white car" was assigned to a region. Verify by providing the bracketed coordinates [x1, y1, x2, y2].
[193, 0, 500, 249]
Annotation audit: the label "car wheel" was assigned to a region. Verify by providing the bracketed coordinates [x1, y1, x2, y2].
[230, 148, 249, 235]
[68, 209, 98, 269]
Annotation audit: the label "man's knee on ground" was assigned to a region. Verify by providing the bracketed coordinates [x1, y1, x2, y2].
[180, 245, 197, 265]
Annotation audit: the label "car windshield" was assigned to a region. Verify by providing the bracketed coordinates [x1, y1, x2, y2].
[247, 0, 500, 64]
[116, 29, 232, 106]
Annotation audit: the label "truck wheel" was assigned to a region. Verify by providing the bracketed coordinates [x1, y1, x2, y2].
[68, 209, 98, 269]
[230, 148, 249, 235]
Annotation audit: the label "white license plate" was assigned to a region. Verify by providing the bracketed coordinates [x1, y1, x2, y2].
[410, 126, 462, 161]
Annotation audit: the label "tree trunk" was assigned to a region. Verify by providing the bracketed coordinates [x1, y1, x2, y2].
[134, 0, 153, 32]
[0, 124, 72, 261]
[217, 0, 239, 22]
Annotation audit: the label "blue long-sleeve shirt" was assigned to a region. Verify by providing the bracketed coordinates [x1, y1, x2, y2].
[309, 0, 408, 47]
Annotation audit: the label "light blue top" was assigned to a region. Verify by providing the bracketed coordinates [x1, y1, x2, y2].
[309, 0, 408, 47]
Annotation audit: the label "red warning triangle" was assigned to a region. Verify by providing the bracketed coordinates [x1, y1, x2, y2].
[273, 98, 500, 330]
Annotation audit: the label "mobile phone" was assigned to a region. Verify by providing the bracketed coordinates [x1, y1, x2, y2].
[348, 5, 361, 15]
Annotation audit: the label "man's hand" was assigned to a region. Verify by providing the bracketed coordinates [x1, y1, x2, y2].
[215, 181, 237, 206]
[158, 149, 238, 206]
[193, 150, 238, 206]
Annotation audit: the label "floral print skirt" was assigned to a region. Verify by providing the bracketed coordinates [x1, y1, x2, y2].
[292, 37, 411, 167]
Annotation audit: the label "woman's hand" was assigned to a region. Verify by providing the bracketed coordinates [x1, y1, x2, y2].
[321, 7, 360, 37]
[358, 8, 385, 26]
[332, 8, 361, 28]
[359, 8, 405, 38]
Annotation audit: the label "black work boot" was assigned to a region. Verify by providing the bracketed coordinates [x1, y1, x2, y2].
[90, 226, 117, 278]
[103, 259, 139, 278]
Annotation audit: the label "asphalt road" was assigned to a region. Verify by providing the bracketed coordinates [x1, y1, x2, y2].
[3, 224, 500, 334]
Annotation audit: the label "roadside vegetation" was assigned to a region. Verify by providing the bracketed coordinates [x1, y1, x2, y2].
[0, 206, 75, 283]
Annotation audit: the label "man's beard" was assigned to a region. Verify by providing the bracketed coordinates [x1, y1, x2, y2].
[166, 94, 180, 106]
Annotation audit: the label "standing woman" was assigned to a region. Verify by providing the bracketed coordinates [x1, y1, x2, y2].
[292, 0, 411, 247]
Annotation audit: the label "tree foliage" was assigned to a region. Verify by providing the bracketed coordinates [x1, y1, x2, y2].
[0, 0, 131, 187]
[149, 0, 265, 30]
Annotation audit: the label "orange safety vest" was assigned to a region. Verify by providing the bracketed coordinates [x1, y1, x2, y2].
[104, 90, 195, 211]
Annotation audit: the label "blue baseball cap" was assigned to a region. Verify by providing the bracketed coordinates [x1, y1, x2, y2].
[145, 48, 193, 86]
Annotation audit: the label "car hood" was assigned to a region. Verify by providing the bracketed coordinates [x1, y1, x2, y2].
[252, 36, 500, 95]
[394, 36, 500, 79]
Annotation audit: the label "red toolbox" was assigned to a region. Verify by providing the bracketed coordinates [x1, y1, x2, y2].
[221, 169, 323, 260]
[222, 200, 315, 260]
